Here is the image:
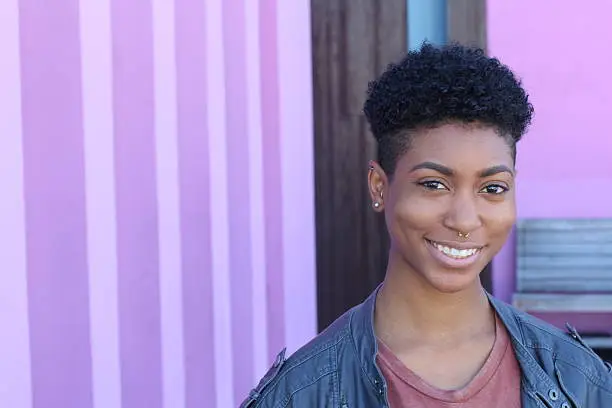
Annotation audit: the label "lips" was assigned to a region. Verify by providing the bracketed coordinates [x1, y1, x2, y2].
[425, 238, 484, 268]
[428, 240, 481, 259]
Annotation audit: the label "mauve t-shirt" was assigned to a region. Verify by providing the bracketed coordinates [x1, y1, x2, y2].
[376, 314, 521, 407]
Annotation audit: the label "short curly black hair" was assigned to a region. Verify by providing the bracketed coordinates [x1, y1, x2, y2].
[363, 43, 534, 176]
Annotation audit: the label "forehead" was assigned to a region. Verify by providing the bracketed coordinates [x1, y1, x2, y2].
[397, 123, 514, 171]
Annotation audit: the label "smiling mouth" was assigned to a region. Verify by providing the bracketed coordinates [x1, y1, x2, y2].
[426, 239, 483, 259]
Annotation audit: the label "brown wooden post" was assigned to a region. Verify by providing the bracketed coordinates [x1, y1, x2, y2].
[311, 0, 406, 331]
[447, 0, 487, 50]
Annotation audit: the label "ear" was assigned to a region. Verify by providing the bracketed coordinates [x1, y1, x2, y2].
[367, 160, 387, 212]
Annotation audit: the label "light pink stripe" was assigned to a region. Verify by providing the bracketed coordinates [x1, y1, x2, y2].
[151, 0, 186, 407]
[174, 0, 217, 405]
[79, 0, 122, 407]
[221, 0, 256, 401]
[492, 229, 516, 303]
[276, 0, 318, 354]
[260, 0, 286, 363]
[206, 0, 234, 406]
[0, 0, 32, 406]
[19, 1, 94, 406]
[109, 0, 164, 406]
[244, 0, 269, 381]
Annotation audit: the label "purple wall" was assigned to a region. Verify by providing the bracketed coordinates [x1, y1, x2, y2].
[0, 0, 316, 407]
[488, 0, 612, 332]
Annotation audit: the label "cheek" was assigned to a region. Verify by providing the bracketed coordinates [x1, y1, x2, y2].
[387, 193, 445, 234]
[482, 199, 516, 238]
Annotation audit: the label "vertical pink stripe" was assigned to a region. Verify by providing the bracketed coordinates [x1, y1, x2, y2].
[110, 0, 163, 407]
[0, 0, 32, 406]
[244, 0, 270, 381]
[493, 229, 516, 302]
[206, 0, 234, 405]
[18, 1, 94, 407]
[151, 0, 185, 407]
[260, 0, 286, 363]
[174, 0, 217, 406]
[277, 0, 318, 353]
[222, 0, 255, 402]
[79, 0, 122, 406]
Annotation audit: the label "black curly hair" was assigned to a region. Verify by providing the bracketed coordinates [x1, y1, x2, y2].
[363, 42, 534, 177]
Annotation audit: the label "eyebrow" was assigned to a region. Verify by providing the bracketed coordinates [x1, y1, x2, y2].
[409, 161, 514, 177]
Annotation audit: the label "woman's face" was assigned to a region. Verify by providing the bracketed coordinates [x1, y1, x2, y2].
[369, 123, 516, 293]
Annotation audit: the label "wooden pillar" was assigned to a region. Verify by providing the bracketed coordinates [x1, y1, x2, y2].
[311, 0, 406, 331]
[447, 0, 487, 50]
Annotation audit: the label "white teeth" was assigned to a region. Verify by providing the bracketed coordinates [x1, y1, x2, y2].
[433, 242, 479, 259]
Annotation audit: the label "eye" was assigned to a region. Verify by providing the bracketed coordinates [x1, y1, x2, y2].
[419, 180, 448, 191]
[480, 184, 508, 195]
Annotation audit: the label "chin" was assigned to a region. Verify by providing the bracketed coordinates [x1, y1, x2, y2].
[425, 268, 483, 294]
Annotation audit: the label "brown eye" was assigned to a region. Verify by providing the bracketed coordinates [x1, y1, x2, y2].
[480, 184, 508, 195]
[419, 181, 448, 191]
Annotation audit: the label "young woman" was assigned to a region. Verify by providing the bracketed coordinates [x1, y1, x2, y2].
[241, 43, 612, 408]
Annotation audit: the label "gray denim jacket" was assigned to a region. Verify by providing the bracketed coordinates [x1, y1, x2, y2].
[241, 288, 612, 407]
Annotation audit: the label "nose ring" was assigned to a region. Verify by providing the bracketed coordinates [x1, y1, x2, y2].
[457, 231, 470, 239]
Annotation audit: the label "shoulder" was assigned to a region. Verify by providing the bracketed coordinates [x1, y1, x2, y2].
[508, 304, 612, 392]
[240, 307, 356, 408]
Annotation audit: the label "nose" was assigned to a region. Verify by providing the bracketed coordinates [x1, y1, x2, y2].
[443, 191, 482, 234]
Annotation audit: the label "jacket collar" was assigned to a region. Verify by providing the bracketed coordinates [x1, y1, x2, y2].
[487, 295, 557, 389]
[350, 285, 563, 401]
[349, 285, 383, 388]
[488, 294, 573, 406]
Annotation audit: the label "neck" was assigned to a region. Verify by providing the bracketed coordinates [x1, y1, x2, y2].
[374, 253, 494, 348]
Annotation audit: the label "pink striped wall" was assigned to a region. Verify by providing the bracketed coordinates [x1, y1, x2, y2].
[0, 0, 316, 407]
